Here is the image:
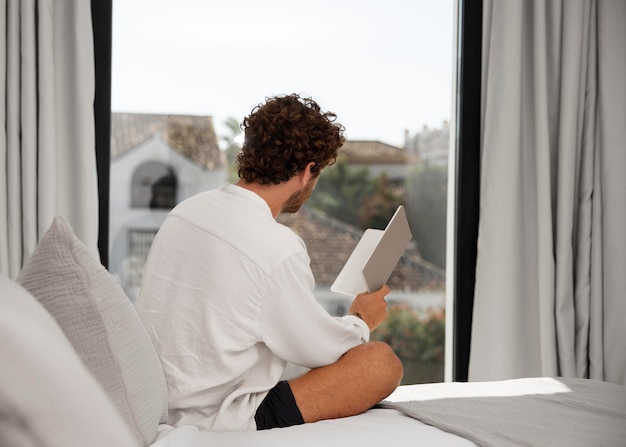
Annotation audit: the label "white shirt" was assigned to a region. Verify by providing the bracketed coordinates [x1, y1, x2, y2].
[136, 183, 369, 432]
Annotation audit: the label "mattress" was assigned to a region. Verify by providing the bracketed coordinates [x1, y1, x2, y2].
[150, 407, 475, 447]
[149, 377, 626, 447]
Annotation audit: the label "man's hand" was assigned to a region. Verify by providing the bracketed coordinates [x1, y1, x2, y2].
[348, 285, 390, 331]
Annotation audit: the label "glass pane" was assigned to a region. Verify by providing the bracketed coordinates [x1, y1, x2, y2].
[111, 0, 454, 384]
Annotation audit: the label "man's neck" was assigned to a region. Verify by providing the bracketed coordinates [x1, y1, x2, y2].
[236, 179, 297, 218]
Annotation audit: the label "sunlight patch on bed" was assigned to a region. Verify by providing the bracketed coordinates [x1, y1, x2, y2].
[386, 377, 572, 402]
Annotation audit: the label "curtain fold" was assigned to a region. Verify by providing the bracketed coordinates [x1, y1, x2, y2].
[470, 0, 625, 386]
[595, 0, 626, 384]
[0, 0, 98, 278]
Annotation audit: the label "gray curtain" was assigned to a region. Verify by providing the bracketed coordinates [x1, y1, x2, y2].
[0, 0, 98, 278]
[469, 0, 626, 386]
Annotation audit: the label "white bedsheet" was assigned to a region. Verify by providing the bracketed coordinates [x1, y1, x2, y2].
[150, 407, 476, 447]
[149, 377, 626, 447]
[381, 377, 626, 447]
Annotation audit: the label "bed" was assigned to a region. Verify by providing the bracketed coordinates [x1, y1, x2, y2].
[2, 216, 625, 447]
[151, 377, 626, 447]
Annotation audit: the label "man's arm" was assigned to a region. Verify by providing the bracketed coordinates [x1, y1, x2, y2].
[258, 252, 380, 368]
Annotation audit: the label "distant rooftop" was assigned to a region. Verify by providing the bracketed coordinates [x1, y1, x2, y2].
[339, 140, 417, 164]
[277, 207, 444, 291]
[110, 112, 223, 170]
[111, 113, 415, 171]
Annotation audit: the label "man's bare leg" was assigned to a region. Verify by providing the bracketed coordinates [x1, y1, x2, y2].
[288, 341, 403, 423]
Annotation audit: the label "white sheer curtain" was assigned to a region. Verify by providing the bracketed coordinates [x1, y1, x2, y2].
[470, 0, 626, 386]
[0, 0, 98, 278]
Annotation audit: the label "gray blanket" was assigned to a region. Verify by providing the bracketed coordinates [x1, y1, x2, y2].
[379, 377, 626, 447]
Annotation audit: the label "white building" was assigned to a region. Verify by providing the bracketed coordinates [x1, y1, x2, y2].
[404, 121, 450, 167]
[340, 140, 418, 183]
[109, 113, 226, 300]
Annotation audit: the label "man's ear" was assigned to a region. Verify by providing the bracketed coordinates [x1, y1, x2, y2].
[301, 162, 316, 184]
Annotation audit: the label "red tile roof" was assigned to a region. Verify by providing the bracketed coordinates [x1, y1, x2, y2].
[339, 140, 417, 164]
[277, 207, 444, 291]
[110, 112, 223, 169]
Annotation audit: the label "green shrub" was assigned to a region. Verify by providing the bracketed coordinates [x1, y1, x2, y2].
[372, 305, 445, 384]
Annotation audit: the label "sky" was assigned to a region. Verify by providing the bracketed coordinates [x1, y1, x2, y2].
[111, 0, 455, 148]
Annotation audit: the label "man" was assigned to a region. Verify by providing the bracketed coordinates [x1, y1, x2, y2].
[136, 93, 403, 432]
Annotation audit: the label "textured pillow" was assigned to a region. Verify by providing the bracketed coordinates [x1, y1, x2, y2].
[0, 274, 137, 447]
[17, 216, 168, 446]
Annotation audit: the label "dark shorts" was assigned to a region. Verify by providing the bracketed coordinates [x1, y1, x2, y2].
[254, 380, 305, 430]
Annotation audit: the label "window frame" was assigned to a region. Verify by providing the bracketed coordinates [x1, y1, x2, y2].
[447, 0, 482, 382]
[92, 0, 482, 381]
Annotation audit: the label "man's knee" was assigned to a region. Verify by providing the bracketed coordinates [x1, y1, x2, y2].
[372, 341, 403, 381]
[350, 341, 403, 387]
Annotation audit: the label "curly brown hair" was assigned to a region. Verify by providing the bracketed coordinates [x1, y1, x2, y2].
[237, 94, 346, 184]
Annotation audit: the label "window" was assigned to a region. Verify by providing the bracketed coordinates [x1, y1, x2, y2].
[110, 0, 455, 384]
[131, 161, 177, 209]
[125, 229, 158, 296]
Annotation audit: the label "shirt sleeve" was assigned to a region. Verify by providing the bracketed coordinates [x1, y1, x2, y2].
[257, 249, 370, 369]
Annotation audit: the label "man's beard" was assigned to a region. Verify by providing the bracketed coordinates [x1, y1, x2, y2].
[282, 177, 316, 214]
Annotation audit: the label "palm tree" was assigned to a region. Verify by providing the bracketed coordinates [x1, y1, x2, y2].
[221, 117, 242, 183]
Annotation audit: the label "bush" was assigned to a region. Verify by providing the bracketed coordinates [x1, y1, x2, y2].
[372, 305, 445, 384]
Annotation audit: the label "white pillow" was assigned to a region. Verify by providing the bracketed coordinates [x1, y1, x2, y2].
[0, 274, 137, 447]
[17, 216, 168, 446]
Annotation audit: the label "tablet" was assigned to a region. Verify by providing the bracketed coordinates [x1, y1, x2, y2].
[330, 205, 412, 296]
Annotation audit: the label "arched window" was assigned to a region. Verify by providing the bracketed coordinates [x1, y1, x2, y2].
[131, 161, 177, 209]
